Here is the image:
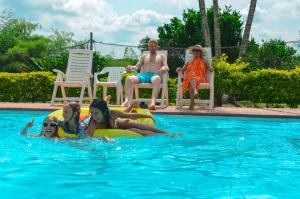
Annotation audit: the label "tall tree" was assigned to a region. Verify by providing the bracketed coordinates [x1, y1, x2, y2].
[239, 0, 257, 57]
[213, 0, 221, 58]
[198, 0, 211, 47]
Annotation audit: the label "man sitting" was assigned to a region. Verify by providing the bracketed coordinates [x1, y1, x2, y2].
[121, 39, 169, 110]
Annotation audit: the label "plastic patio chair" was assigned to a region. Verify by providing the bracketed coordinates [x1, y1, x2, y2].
[93, 67, 126, 105]
[51, 49, 93, 106]
[176, 47, 214, 109]
[134, 50, 169, 108]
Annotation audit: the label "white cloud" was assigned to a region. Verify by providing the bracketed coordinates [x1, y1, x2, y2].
[3, 0, 300, 46]
[241, 6, 267, 17]
[272, 0, 300, 20]
[23, 0, 172, 45]
[156, 0, 196, 9]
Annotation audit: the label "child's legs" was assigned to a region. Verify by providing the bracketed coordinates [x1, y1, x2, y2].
[116, 118, 169, 134]
[127, 128, 156, 136]
[123, 105, 132, 113]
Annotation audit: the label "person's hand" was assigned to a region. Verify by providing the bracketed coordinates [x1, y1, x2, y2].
[102, 136, 115, 142]
[126, 65, 136, 72]
[126, 65, 132, 73]
[26, 119, 34, 128]
[157, 66, 168, 75]
[176, 67, 182, 73]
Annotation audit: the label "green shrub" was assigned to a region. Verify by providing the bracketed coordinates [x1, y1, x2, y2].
[243, 68, 300, 107]
[212, 56, 300, 107]
[0, 63, 299, 108]
[0, 72, 55, 102]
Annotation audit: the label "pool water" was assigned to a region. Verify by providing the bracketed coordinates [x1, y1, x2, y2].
[0, 110, 300, 198]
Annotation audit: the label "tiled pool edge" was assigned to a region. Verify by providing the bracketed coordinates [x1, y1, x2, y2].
[0, 103, 299, 118]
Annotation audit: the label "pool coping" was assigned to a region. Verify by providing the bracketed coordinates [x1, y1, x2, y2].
[0, 102, 299, 118]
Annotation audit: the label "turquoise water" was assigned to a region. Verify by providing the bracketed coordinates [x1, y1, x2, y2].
[0, 110, 300, 198]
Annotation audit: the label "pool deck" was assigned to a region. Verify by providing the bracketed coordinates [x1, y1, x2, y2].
[0, 102, 299, 118]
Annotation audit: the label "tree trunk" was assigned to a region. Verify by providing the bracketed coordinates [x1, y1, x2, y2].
[198, 0, 211, 47]
[213, 0, 221, 58]
[239, 0, 257, 57]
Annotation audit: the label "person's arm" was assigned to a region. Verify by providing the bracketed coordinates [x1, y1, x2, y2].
[86, 120, 114, 142]
[205, 59, 213, 72]
[27, 134, 42, 137]
[176, 63, 187, 74]
[20, 119, 34, 135]
[127, 55, 144, 72]
[112, 110, 154, 121]
[135, 55, 144, 69]
[158, 54, 169, 74]
[85, 119, 97, 137]
[101, 136, 115, 142]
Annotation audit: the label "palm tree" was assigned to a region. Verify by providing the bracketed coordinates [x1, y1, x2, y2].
[213, 0, 221, 58]
[239, 0, 257, 57]
[198, 0, 211, 47]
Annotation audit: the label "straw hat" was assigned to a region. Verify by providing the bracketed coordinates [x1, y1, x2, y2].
[189, 44, 206, 56]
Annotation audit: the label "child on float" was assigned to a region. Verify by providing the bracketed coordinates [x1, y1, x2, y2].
[20, 102, 84, 138]
[86, 99, 179, 137]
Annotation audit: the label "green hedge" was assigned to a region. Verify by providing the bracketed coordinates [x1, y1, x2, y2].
[0, 63, 299, 107]
[243, 68, 300, 107]
[0, 72, 55, 102]
[213, 56, 300, 107]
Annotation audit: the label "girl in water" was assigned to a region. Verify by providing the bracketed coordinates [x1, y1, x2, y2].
[20, 116, 58, 138]
[86, 99, 179, 137]
[58, 101, 86, 137]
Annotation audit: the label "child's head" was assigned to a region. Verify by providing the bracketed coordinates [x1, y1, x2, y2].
[41, 116, 58, 137]
[89, 99, 111, 128]
[63, 102, 80, 123]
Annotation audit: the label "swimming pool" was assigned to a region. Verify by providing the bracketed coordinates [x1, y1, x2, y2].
[0, 110, 300, 198]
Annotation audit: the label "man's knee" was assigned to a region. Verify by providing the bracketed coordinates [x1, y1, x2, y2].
[151, 76, 161, 85]
[126, 76, 139, 85]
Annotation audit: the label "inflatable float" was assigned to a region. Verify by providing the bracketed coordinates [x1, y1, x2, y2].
[49, 107, 155, 138]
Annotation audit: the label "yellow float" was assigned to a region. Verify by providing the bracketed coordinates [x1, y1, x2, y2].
[49, 107, 155, 138]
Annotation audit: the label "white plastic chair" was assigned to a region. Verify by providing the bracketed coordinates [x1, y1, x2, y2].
[134, 50, 169, 108]
[93, 67, 126, 105]
[176, 47, 214, 109]
[51, 49, 93, 105]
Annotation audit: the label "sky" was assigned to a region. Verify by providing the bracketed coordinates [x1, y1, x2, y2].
[1, 0, 300, 46]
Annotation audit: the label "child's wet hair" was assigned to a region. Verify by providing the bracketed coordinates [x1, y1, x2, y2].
[89, 99, 111, 128]
[65, 101, 81, 127]
[43, 116, 58, 123]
